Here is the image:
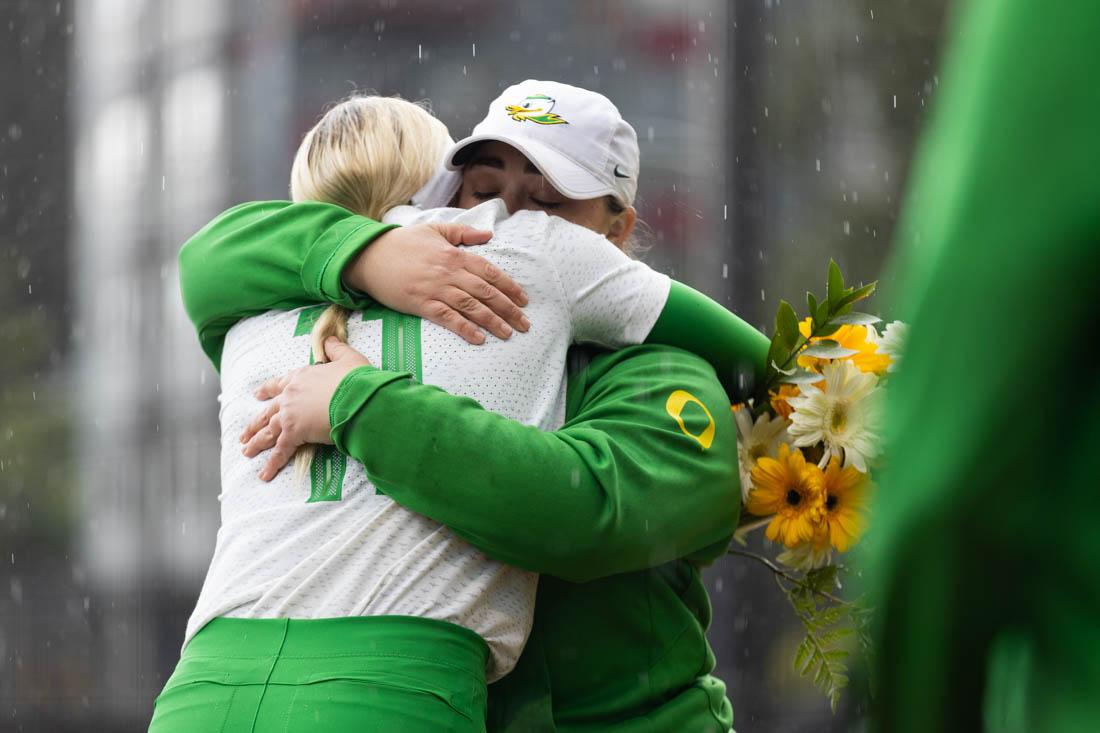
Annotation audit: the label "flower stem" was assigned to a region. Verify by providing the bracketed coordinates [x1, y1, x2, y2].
[727, 547, 850, 606]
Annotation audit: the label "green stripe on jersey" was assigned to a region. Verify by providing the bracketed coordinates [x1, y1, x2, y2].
[294, 305, 328, 336]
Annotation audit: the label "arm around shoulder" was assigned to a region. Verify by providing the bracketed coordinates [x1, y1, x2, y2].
[178, 200, 393, 368]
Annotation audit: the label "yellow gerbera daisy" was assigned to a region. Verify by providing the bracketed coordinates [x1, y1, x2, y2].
[797, 318, 892, 375]
[770, 384, 802, 419]
[816, 457, 871, 553]
[747, 444, 826, 547]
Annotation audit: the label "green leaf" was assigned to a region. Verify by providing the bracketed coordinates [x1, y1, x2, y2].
[826, 260, 846, 308]
[779, 368, 825, 386]
[801, 340, 858, 359]
[806, 292, 819, 327]
[775, 300, 801, 349]
[832, 311, 881, 326]
[765, 336, 788, 379]
[794, 637, 813, 673]
[835, 282, 877, 311]
[818, 627, 855, 646]
[814, 659, 830, 687]
[816, 605, 848, 627]
[815, 300, 831, 328]
[806, 565, 839, 591]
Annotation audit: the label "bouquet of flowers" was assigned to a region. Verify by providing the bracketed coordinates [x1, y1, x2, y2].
[731, 261, 906, 710]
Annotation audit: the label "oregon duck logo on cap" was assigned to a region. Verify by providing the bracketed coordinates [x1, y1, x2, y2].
[505, 94, 569, 125]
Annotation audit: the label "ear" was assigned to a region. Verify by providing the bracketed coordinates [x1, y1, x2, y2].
[606, 205, 637, 251]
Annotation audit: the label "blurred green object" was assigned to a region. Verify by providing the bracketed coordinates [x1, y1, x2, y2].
[869, 0, 1100, 731]
[0, 264, 73, 543]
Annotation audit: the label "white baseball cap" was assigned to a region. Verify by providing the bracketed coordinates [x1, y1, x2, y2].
[412, 80, 640, 209]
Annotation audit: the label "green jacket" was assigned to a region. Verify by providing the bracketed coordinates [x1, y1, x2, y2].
[870, 0, 1100, 731]
[179, 202, 748, 732]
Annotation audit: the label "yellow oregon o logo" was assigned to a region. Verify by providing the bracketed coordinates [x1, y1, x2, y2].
[665, 390, 716, 450]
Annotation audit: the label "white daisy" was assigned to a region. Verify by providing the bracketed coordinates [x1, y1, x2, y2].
[876, 321, 908, 372]
[777, 543, 833, 571]
[787, 361, 882, 472]
[734, 407, 791, 503]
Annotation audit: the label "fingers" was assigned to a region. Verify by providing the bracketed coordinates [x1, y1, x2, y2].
[432, 223, 493, 246]
[242, 412, 281, 458]
[323, 336, 371, 365]
[240, 400, 280, 444]
[464, 252, 528, 308]
[454, 269, 531, 335]
[422, 300, 487, 345]
[259, 432, 299, 482]
[255, 374, 291, 401]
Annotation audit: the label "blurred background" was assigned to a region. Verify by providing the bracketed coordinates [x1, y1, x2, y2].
[0, 0, 950, 730]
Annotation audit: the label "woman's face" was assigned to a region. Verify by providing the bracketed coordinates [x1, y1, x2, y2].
[456, 141, 635, 249]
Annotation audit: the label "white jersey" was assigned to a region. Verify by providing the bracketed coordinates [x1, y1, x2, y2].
[185, 199, 671, 680]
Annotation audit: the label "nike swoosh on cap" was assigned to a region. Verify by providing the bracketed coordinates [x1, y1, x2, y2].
[613, 164, 631, 179]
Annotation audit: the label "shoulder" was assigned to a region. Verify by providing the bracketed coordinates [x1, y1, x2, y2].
[587, 344, 719, 380]
[384, 199, 512, 231]
[565, 344, 734, 459]
[579, 344, 729, 409]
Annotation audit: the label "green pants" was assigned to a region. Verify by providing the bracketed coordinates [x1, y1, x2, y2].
[148, 615, 489, 732]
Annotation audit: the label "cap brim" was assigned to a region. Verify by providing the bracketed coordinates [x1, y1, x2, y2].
[444, 133, 616, 201]
[411, 165, 463, 209]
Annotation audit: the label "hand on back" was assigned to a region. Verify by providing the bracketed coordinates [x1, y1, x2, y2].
[345, 223, 531, 345]
[240, 337, 371, 482]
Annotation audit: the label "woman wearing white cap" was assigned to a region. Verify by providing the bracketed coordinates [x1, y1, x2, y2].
[160, 83, 760, 732]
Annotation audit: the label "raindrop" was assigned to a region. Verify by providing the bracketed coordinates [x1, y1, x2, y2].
[815, 159, 821, 172]
[722, 264, 728, 279]
[7, 124, 22, 141]
[843, 221, 851, 236]
[471, 43, 476, 57]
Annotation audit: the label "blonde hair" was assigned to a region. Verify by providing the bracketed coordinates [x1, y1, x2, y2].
[289, 95, 451, 482]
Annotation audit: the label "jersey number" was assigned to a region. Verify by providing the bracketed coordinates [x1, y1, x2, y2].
[294, 305, 423, 502]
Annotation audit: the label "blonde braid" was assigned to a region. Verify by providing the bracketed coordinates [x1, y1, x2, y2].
[286, 93, 452, 486]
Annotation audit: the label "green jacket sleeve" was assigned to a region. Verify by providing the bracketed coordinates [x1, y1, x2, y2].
[868, 1, 1100, 731]
[178, 200, 396, 369]
[328, 345, 740, 583]
[647, 280, 770, 402]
